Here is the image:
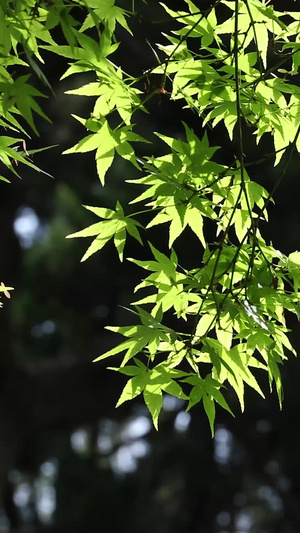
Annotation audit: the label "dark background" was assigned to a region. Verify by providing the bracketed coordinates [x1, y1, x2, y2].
[1, 0, 300, 531]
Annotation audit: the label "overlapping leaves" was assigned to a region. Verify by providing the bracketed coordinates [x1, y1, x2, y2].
[64, 0, 300, 430]
[3, 0, 300, 434]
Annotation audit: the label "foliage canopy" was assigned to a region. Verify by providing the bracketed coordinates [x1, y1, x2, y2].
[2, 0, 300, 434]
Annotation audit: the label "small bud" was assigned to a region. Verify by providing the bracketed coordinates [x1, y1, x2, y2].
[1, 282, 11, 299]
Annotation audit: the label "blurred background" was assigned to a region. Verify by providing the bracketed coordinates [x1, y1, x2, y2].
[1, 0, 300, 531]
